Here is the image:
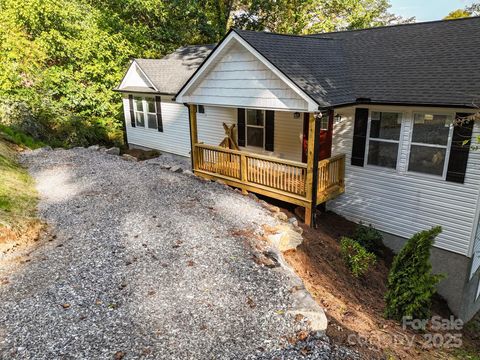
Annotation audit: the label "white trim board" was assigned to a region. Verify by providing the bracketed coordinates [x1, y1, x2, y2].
[119, 61, 158, 92]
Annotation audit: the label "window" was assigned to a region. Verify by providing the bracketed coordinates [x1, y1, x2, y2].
[133, 96, 145, 127]
[366, 111, 402, 169]
[197, 105, 205, 114]
[320, 116, 329, 130]
[133, 96, 157, 129]
[246, 109, 265, 148]
[408, 113, 453, 176]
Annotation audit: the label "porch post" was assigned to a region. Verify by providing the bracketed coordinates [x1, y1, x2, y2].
[305, 112, 321, 227]
[188, 104, 198, 171]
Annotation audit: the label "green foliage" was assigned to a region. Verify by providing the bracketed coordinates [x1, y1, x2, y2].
[384, 226, 444, 321]
[0, 0, 408, 147]
[353, 223, 383, 254]
[233, 0, 414, 34]
[0, 125, 44, 149]
[444, 9, 472, 20]
[340, 237, 376, 277]
[0, 137, 38, 231]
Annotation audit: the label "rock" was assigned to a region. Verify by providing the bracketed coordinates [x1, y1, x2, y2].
[121, 154, 137, 162]
[267, 225, 303, 252]
[248, 192, 258, 201]
[183, 170, 193, 176]
[274, 211, 288, 222]
[288, 217, 299, 227]
[291, 224, 304, 235]
[290, 309, 328, 332]
[160, 164, 171, 170]
[88, 145, 100, 151]
[170, 165, 183, 173]
[266, 204, 280, 213]
[105, 147, 120, 155]
[41, 146, 53, 151]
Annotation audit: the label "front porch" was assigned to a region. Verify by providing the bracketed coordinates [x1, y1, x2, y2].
[188, 105, 345, 226]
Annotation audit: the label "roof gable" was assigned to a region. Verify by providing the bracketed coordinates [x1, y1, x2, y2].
[118, 61, 157, 92]
[175, 31, 319, 111]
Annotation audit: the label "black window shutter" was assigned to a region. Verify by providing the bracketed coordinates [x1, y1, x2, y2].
[446, 113, 473, 183]
[351, 108, 369, 166]
[265, 110, 275, 151]
[128, 95, 136, 127]
[237, 108, 246, 147]
[155, 96, 163, 132]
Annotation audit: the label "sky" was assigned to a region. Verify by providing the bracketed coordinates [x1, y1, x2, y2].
[389, 0, 477, 21]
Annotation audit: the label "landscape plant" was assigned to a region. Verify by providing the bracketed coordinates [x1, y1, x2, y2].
[384, 226, 444, 321]
[340, 237, 376, 277]
[353, 223, 383, 254]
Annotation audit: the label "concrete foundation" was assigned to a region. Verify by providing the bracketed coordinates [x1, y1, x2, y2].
[382, 231, 480, 322]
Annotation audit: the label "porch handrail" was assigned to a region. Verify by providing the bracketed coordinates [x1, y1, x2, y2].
[195, 143, 307, 169]
[194, 143, 308, 197]
[317, 153, 346, 204]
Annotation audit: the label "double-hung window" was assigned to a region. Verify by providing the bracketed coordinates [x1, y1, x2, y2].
[408, 113, 453, 177]
[366, 111, 402, 169]
[246, 109, 265, 148]
[133, 97, 157, 129]
[133, 96, 145, 127]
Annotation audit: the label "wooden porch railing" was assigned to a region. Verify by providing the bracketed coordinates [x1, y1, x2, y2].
[317, 154, 346, 205]
[193, 143, 345, 210]
[195, 144, 308, 203]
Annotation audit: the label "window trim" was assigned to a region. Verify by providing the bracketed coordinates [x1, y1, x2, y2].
[364, 110, 404, 171]
[245, 109, 266, 149]
[405, 111, 454, 180]
[133, 96, 157, 129]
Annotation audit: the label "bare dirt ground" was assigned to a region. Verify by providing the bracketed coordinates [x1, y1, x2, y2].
[281, 209, 480, 359]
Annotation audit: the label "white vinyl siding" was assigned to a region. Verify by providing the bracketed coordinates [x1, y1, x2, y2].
[197, 106, 237, 145]
[120, 62, 155, 89]
[471, 222, 480, 278]
[123, 95, 190, 157]
[181, 41, 308, 111]
[273, 111, 303, 162]
[195, 107, 303, 162]
[329, 105, 480, 256]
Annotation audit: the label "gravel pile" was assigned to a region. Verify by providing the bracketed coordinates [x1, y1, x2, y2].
[0, 148, 359, 359]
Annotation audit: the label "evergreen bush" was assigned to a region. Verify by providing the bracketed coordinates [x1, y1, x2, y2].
[340, 237, 376, 277]
[384, 226, 444, 321]
[353, 223, 383, 254]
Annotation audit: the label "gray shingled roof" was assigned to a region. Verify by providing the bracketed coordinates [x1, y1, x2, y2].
[132, 45, 214, 94]
[233, 17, 480, 108]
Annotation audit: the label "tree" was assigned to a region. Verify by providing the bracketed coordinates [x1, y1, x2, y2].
[384, 227, 444, 321]
[444, 9, 472, 20]
[233, 0, 414, 34]
[444, 2, 480, 19]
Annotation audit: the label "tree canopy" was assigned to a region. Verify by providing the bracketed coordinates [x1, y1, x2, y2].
[0, 0, 413, 147]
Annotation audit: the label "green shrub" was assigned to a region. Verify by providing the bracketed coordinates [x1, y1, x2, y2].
[0, 124, 45, 149]
[353, 223, 383, 254]
[384, 226, 444, 321]
[340, 237, 376, 277]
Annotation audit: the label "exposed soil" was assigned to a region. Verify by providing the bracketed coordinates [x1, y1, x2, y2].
[262, 200, 480, 360]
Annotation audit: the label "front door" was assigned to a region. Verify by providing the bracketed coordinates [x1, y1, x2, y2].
[302, 111, 334, 163]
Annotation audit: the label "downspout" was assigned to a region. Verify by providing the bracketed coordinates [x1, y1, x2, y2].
[310, 110, 323, 227]
[184, 103, 194, 171]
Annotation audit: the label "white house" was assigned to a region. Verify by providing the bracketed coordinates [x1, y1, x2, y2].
[117, 18, 480, 321]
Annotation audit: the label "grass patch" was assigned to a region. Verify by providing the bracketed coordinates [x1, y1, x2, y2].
[0, 132, 39, 240]
[0, 124, 45, 149]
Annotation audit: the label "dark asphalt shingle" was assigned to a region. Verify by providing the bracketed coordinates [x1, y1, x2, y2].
[234, 17, 480, 108]
[134, 44, 214, 94]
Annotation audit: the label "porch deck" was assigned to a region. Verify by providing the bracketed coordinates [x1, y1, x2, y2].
[193, 143, 345, 210]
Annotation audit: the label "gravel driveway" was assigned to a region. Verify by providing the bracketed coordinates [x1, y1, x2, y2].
[0, 148, 356, 359]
